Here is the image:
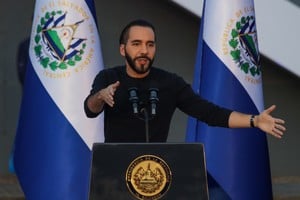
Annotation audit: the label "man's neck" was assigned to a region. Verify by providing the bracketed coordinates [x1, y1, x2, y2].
[126, 65, 150, 79]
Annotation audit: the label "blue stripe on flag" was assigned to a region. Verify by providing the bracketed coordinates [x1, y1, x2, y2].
[14, 64, 92, 199]
[13, 0, 103, 199]
[194, 42, 272, 199]
[186, 0, 272, 198]
[185, 0, 206, 143]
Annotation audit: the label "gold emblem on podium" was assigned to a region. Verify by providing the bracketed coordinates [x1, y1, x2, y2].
[126, 155, 172, 200]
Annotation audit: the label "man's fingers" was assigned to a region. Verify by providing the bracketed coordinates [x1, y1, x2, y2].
[272, 132, 282, 139]
[275, 124, 286, 132]
[272, 128, 283, 138]
[99, 81, 120, 107]
[112, 81, 120, 89]
[109, 81, 120, 95]
[270, 123, 286, 139]
[265, 105, 276, 114]
[275, 118, 285, 125]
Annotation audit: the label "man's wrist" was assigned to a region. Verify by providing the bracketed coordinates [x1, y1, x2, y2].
[250, 115, 256, 128]
[88, 92, 105, 113]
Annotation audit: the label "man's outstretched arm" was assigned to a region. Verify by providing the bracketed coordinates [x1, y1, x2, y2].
[228, 105, 286, 138]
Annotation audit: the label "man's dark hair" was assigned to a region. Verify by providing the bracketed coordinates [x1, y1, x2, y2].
[119, 19, 156, 45]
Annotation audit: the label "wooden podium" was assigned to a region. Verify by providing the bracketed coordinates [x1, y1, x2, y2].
[89, 143, 208, 200]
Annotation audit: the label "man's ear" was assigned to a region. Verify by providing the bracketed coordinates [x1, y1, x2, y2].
[120, 44, 125, 56]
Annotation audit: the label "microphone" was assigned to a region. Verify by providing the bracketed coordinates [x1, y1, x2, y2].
[128, 87, 139, 114]
[149, 88, 159, 116]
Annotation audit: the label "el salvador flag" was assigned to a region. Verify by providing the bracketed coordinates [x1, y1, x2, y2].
[13, 0, 104, 199]
[186, 0, 273, 199]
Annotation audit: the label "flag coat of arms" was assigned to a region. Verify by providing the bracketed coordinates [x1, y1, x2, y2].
[186, 0, 272, 199]
[13, 0, 104, 199]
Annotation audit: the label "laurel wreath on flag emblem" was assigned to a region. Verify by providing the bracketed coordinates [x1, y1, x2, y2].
[229, 16, 261, 77]
[33, 10, 86, 71]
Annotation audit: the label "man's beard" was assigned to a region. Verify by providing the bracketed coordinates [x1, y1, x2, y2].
[125, 51, 154, 74]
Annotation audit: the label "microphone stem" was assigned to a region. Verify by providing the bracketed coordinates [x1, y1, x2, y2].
[141, 108, 149, 143]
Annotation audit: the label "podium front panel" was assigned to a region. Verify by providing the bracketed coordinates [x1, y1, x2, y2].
[89, 143, 208, 200]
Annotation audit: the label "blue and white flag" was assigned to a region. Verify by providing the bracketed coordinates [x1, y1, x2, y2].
[186, 0, 272, 199]
[13, 0, 104, 199]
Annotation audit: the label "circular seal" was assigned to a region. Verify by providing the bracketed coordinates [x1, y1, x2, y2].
[126, 155, 172, 200]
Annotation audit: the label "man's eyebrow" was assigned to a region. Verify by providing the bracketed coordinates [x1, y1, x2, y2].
[147, 40, 155, 44]
[130, 39, 142, 43]
[129, 39, 155, 44]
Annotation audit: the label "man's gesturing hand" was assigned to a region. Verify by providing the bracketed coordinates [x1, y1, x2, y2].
[98, 81, 120, 107]
[255, 105, 286, 138]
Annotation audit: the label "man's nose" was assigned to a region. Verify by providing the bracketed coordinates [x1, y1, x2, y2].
[139, 44, 148, 54]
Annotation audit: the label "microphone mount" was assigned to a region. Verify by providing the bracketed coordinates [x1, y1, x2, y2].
[128, 87, 159, 143]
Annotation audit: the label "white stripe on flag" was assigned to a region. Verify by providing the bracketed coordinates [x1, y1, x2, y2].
[29, 0, 104, 149]
[203, 0, 264, 111]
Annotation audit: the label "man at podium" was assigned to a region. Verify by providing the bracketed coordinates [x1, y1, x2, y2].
[84, 19, 285, 143]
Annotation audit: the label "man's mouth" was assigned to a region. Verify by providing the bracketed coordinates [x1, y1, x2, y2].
[136, 57, 149, 65]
